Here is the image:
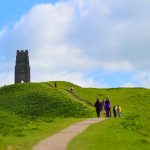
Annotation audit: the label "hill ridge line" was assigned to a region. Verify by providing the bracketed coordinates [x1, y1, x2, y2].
[46, 83, 94, 107]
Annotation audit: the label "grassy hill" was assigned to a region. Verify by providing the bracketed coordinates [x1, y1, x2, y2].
[0, 81, 150, 150]
[0, 82, 92, 118]
[64, 84, 150, 150]
[0, 82, 94, 149]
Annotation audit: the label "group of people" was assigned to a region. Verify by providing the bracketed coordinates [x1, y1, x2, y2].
[94, 98, 121, 118]
[54, 81, 121, 118]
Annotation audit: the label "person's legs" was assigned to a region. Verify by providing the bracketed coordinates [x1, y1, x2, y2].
[98, 110, 100, 118]
[114, 112, 117, 118]
[109, 110, 111, 117]
[99, 111, 101, 117]
[96, 109, 100, 118]
[106, 110, 108, 117]
[105, 110, 106, 117]
[118, 112, 121, 117]
[108, 109, 110, 117]
[105, 110, 107, 117]
[113, 111, 116, 117]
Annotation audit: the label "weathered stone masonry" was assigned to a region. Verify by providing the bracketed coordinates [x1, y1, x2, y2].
[15, 50, 30, 83]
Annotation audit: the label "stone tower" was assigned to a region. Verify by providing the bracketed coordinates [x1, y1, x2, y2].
[15, 50, 30, 83]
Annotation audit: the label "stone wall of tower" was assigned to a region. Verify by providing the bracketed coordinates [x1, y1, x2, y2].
[15, 50, 30, 83]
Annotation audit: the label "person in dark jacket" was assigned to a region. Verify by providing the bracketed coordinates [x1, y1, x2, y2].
[105, 98, 111, 117]
[54, 81, 57, 88]
[94, 98, 102, 118]
[113, 105, 117, 118]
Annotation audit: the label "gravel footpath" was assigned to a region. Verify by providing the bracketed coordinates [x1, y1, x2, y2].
[33, 118, 105, 150]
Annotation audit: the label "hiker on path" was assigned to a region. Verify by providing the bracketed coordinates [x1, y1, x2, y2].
[117, 105, 121, 117]
[113, 105, 117, 118]
[105, 98, 111, 117]
[54, 82, 57, 88]
[70, 87, 74, 92]
[94, 98, 102, 118]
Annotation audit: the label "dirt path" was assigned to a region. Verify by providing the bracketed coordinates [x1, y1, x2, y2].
[33, 118, 104, 150]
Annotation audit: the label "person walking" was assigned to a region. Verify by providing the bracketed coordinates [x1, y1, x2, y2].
[54, 82, 57, 88]
[70, 87, 74, 92]
[113, 105, 117, 118]
[117, 105, 122, 117]
[105, 98, 111, 117]
[94, 99, 102, 118]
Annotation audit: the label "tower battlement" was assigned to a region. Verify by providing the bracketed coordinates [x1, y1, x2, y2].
[17, 50, 28, 53]
[15, 50, 30, 83]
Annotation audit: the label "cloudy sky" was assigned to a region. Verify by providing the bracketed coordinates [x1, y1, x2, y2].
[0, 0, 150, 88]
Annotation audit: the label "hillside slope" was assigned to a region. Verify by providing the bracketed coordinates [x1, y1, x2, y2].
[0, 83, 93, 118]
[45, 81, 150, 150]
[61, 83, 150, 150]
[0, 81, 150, 150]
[0, 82, 93, 149]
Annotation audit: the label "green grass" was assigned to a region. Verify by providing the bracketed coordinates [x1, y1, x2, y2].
[0, 83, 93, 118]
[0, 81, 150, 150]
[67, 87, 150, 150]
[48, 81, 81, 90]
[0, 117, 84, 150]
[68, 118, 150, 150]
[0, 82, 93, 149]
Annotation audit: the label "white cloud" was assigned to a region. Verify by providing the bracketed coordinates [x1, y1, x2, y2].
[121, 82, 136, 88]
[100, 61, 133, 72]
[0, 0, 150, 87]
[131, 72, 150, 88]
[0, 72, 13, 86]
[32, 71, 108, 88]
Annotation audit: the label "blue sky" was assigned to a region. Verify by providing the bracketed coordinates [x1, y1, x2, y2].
[0, 0, 150, 87]
[0, 0, 57, 28]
